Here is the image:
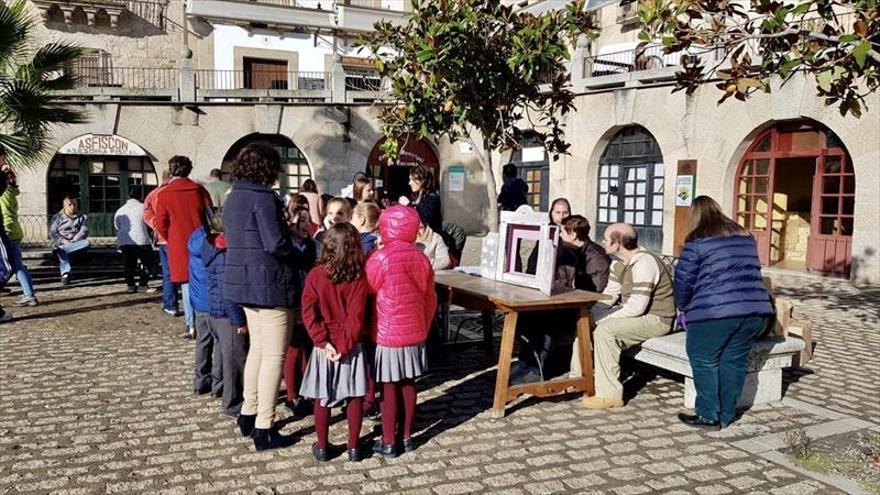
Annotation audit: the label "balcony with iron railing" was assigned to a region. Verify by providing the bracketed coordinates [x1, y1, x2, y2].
[186, 0, 407, 33]
[193, 69, 332, 100]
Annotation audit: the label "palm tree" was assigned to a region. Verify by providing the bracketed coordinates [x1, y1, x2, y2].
[1, 0, 87, 167]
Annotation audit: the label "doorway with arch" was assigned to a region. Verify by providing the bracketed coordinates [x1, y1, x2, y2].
[221, 133, 312, 196]
[47, 134, 158, 237]
[734, 120, 855, 275]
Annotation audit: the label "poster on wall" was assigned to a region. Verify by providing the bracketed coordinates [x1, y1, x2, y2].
[448, 165, 465, 192]
[675, 175, 695, 207]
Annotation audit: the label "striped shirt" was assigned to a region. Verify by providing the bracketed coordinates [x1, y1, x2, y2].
[598, 248, 676, 322]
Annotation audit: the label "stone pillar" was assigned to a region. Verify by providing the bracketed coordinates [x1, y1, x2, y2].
[178, 47, 195, 102]
[571, 35, 590, 86]
[330, 55, 347, 103]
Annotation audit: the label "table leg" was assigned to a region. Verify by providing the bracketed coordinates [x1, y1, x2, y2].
[481, 310, 494, 356]
[492, 311, 518, 419]
[576, 306, 596, 397]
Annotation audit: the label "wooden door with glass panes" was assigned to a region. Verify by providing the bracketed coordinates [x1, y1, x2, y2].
[596, 127, 665, 251]
[806, 154, 854, 274]
[520, 163, 549, 211]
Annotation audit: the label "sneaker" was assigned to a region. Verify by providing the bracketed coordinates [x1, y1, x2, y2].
[582, 395, 624, 410]
[163, 308, 181, 317]
[61, 273, 70, 286]
[144, 286, 160, 294]
[126, 286, 137, 294]
[0, 311, 12, 323]
[180, 326, 195, 339]
[14, 296, 38, 307]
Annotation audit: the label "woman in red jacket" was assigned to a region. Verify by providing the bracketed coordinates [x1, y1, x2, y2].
[300, 223, 369, 462]
[365, 205, 436, 458]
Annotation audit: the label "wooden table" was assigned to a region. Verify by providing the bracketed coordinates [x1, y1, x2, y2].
[435, 271, 611, 418]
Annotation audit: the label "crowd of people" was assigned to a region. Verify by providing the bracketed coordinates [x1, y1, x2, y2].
[0, 144, 774, 448]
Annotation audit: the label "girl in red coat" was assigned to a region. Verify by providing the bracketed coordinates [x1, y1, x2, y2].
[365, 205, 436, 458]
[300, 223, 369, 463]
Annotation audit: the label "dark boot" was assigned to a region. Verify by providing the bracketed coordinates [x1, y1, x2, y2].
[237, 414, 256, 437]
[251, 428, 294, 451]
[348, 446, 363, 463]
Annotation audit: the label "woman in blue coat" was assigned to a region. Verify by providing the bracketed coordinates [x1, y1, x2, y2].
[675, 196, 774, 430]
[223, 143, 297, 451]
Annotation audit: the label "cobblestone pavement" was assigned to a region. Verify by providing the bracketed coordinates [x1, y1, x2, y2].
[1, 246, 877, 494]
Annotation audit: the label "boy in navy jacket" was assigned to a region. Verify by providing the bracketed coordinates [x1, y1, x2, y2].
[201, 215, 248, 417]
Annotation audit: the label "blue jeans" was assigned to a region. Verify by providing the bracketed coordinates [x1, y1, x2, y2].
[181, 282, 193, 328]
[54, 239, 90, 276]
[685, 316, 768, 425]
[159, 245, 178, 312]
[8, 241, 35, 298]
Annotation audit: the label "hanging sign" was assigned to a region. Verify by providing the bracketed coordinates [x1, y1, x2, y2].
[448, 165, 465, 192]
[58, 134, 148, 156]
[675, 175, 695, 207]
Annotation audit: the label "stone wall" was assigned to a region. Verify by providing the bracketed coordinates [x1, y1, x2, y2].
[552, 72, 880, 284]
[14, 103, 488, 235]
[27, 0, 206, 69]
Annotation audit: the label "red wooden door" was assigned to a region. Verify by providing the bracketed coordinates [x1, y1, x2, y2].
[734, 133, 775, 265]
[806, 154, 854, 274]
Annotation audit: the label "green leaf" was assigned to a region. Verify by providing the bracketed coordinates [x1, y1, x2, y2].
[838, 34, 860, 45]
[853, 42, 870, 68]
[816, 70, 832, 92]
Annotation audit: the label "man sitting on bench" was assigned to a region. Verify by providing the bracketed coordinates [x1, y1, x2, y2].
[573, 223, 676, 410]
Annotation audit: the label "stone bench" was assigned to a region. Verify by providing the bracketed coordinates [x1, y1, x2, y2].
[627, 331, 805, 408]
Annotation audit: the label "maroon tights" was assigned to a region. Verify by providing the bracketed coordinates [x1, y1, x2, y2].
[314, 398, 364, 449]
[380, 379, 417, 445]
[283, 344, 309, 401]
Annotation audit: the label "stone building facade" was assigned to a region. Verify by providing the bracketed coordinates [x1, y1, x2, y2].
[14, 0, 880, 283]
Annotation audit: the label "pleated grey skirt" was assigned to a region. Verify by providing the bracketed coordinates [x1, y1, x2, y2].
[374, 343, 428, 382]
[300, 343, 368, 407]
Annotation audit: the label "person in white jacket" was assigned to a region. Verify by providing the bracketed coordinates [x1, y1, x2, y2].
[114, 191, 157, 292]
[415, 221, 450, 271]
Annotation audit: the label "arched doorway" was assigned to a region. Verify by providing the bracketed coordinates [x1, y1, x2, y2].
[47, 134, 158, 237]
[506, 132, 549, 211]
[595, 126, 665, 251]
[365, 134, 439, 204]
[734, 121, 854, 275]
[221, 134, 312, 195]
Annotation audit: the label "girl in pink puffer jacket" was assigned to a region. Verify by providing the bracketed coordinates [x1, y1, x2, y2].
[365, 205, 436, 458]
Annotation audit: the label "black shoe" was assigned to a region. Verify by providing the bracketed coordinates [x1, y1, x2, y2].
[372, 442, 397, 459]
[237, 414, 256, 437]
[126, 285, 137, 293]
[348, 446, 362, 463]
[677, 413, 721, 431]
[312, 443, 332, 462]
[401, 437, 414, 453]
[284, 397, 312, 418]
[193, 386, 211, 396]
[251, 428, 294, 451]
[61, 273, 70, 286]
[211, 390, 223, 399]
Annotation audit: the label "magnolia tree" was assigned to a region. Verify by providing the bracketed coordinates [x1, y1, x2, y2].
[361, 0, 597, 231]
[639, 0, 879, 117]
